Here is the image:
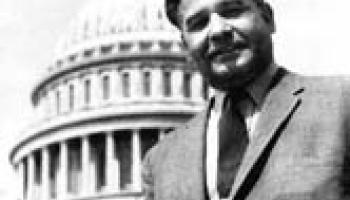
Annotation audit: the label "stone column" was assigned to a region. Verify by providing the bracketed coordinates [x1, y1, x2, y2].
[81, 136, 91, 195]
[17, 161, 24, 200]
[172, 67, 184, 99]
[37, 94, 45, 121]
[191, 71, 203, 100]
[47, 90, 55, 118]
[54, 87, 61, 115]
[132, 129, 142, 191]
[90, 71, 101, 108]
[27, 154, 35, 200]
[76, 78, 84, 110]
[41, 147, 50, 200]
[89, 141, 97, 193]
[130, 67, 141, 99]
[43, 92, 50, 120]
[116, 68, 124, 100]
[173, 41, 182, 52]
[151, 66, 163, 98]
[59, 84, 68, 114]
[105, 131, 120, 192]
[58, 141, 68, 200]
[152, 40, 161, 51]
[110, 69, 118, 103]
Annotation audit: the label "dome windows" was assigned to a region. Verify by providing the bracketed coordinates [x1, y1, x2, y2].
[183, 72, 192, 98]
[159, 41, 172, 51]
[69, 84, 75, 111]
[100, 45, 113, 55]
[55, 90, 61, 114]
[102, 75, 111, 100]
[68, 54, 77, 62]
[139, 41, 153, 51]
[35, 65, 206, 119]
[163, 71, 172, 97]
[119, 42, 132, 52]
[56, 60, 63, 68]
[67, 139, 82, 194]
[83, 49, 94, 58]
[143, 71, 151, 97]
[122, 72, 130, 98]
[84, 79, 91, 106]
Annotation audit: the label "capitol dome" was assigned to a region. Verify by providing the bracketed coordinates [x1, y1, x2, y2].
[54, 0, 180, 59]
[10, 0, 209, 200]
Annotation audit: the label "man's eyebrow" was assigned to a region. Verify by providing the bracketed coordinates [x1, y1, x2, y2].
[185, 9, 208, 26]
[218, 0, 245, 7]
[216, 0, 250, 13]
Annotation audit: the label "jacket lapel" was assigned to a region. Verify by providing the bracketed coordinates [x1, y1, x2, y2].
[169, 104, 211, 200]
[230, 70, 304, 199]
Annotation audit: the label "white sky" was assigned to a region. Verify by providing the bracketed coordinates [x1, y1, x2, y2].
[0, 0, 350, 199]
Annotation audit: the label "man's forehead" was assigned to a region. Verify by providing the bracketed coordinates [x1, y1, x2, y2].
[179, 0, 251, 16]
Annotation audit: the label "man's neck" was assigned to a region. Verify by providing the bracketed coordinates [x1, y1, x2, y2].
[245, 62, 278, 106]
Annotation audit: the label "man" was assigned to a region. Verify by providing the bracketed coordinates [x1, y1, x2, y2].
[142, 0, 350, 199]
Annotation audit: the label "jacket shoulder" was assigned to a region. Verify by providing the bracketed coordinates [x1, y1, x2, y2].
[290, 73, 350, 94]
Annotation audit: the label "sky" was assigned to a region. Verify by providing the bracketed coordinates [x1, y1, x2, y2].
[0, 0, 350, 199]
[0, 0, 85, 198]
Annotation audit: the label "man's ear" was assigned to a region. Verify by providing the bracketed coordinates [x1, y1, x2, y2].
[260, 2, 275, 33]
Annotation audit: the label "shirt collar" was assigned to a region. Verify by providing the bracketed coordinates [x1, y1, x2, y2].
[210, 90, 226, 113]
[245, 63, 278, 107]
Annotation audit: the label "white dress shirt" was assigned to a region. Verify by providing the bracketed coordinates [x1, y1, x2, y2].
[206, 64, 278, 200]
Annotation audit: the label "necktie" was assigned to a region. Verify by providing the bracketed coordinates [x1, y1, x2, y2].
[217, 93, 249, 198]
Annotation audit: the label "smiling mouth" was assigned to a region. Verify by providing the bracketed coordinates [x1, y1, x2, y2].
[208, 49, 241, 63]
[207, 43, 247, 62]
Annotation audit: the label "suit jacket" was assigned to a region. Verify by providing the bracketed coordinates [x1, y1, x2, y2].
[142, 68, 350, 200]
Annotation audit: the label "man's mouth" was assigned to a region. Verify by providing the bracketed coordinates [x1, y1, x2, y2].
[207, 43, 247, 62]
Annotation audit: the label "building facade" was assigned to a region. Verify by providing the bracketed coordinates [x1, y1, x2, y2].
[9, 0, 209, 200]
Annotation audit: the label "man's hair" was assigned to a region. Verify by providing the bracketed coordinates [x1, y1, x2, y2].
[165, 0, 274, 29]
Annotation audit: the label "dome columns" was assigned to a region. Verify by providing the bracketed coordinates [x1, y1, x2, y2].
[33, 61, 207, 122]
[105, 131, 120, 192]
[81, 135, 92, 195]
[90, 71, 102, 108]
[47, 89, 56, 118]
[16, 161, 24, 200]
[75, 77, 85, 111]
[110, 68, 121, 103]
[171, 67, 184, 100]
[41, 147, 50, 200]
[59, 83, 69, 114]
[12, 127, 178, 200]
[151, 66, 163, 99]
[132, 129, 142, 192]
[58, 140, 68, 200]
[130, 67, 142, 100]
[192, 71, 203, 101]
[27, 153, 35, 200]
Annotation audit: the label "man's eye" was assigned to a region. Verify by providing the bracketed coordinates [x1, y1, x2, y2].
[186, 16, 209, 32]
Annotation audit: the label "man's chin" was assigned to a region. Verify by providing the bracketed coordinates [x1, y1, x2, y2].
[209, 75, 250, 92]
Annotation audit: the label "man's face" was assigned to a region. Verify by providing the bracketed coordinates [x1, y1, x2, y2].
[179, 0, 275, 91]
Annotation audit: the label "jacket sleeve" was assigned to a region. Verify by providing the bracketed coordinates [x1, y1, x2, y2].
[142, 146, 156, 200]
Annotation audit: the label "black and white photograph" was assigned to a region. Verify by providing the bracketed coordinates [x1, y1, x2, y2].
[1, 0, 350, 199]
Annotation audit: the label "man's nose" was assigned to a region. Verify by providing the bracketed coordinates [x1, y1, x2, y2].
[208, 13, 233, 45]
